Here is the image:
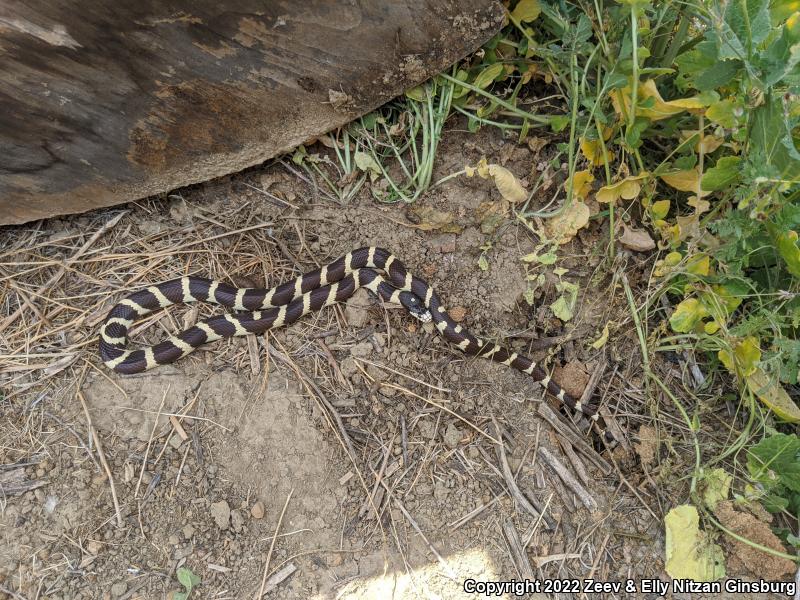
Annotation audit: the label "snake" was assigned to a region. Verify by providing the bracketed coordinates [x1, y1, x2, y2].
[99, 247, 612, 442]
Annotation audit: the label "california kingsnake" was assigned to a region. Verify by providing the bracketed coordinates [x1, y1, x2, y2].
[99, 247, 612, 442]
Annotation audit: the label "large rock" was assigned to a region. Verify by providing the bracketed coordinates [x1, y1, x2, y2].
[0, 0, 503, 225]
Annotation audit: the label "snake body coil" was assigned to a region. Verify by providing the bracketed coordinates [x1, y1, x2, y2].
[100, 247, 609, 440]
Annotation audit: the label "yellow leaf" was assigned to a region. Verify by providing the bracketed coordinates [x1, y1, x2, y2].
[612, 80, 704, 122]
[511, 0, 541, 22]
[702, 469, 732, 510]
[666, 96, 707, 110]
[487, 164, 527, 203]
[686, 254, 710, 276]
[660, 168, 701, 192]
[596, 173, 648, 203]
[664, 251, 682, 266]
[688, 195, 711, 214]
[747, 368, 800, 423]
[670, 298, 708, 333]
[718, 336, 761, 377]
[579, 137, 610, 166]
[591, 322, 610, 349]
[682, 130, 725, 154]
[665, 505, 726, 581]
[476, 157, 490, 178]
[543, 201, 591, 244]
[651, 199, 670, 220]
[569, 169, 595, 199]
[704, 321, 720, 334]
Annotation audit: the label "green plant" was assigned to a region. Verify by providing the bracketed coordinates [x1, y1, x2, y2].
[426, 0, 799, 561]
[172, 566, 200, 600]
[353, 76, 457, 202]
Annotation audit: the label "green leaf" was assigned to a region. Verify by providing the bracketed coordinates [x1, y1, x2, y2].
[759, 22, 800, 86]
[702, 156, 742, 191]
[405, 85, 426, 102]
[472, 63, 504, 90]
[477, 254, 489, 271]
[750, 97, 800, 182]
[705, 99, 738, 128]
[550, 296, 573, 321]
[721, 0, 771, 58]
[763, 493, 791, 513]
[748, 433, 800, 493]
[772, 228, 800, 278]
[550, 280, 578, 322]
[675, 41, 740, 91]
[549, 115, 570, 132]
[511, 0, 541, 23]
[177, 567, 201, 592]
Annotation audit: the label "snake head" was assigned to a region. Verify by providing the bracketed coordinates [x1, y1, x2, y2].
[398, 291, 432, 322]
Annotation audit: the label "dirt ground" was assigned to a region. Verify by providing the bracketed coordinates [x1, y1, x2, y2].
[0, 124, 773, 599]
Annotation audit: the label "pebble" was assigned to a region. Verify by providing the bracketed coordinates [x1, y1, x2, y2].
[230, 509, 245, 533]
[250, 501, 265, 520]
[86, 540, 102, 555]
[209, 500, 231, 530]
[443, 423, 461, 449]
[110, 582, 127, 598]
[182, 524, 195, 539]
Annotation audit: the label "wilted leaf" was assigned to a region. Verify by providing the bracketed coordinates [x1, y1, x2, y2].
[702, 468, 732, 510]
[543, 201, 591, 244]
[408, 205, 462, 233]
[718, 336, 761, 377]
[526, 136, 549, 153]
[511, 0, 541, 22]
[747, 368, 800, 423]
[660, 168, 701, 192]
[670, 297, 708, 332]
[488, 164, 527, 203]
[570, 170, 595, 199]
[579, 138, 612, 166]
[664, 505, 726, 581]
[619, 224, 655, 251]
[467, 159, 527, 203]
[477, 254, 489, 271]
[522, 251, 557, 265]
[681, 130, 725, 154]
[687, 195, 711, 214]
[612, 80, 707, 121]
[354, 151, 381, 180]
[591, 322, 610, 349]
[596, 173, 648, 203]
[676, 213, 702, 240]
[475, 201, 507, 234]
